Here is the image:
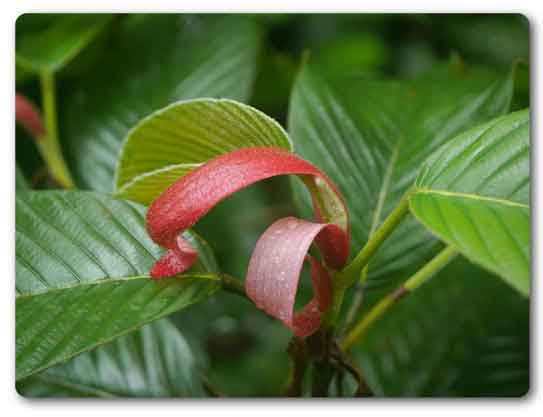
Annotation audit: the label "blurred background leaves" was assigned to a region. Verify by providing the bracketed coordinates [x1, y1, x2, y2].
[16, 13, 530, 397]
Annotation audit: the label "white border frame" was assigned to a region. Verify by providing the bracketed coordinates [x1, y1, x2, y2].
[2, 1, 541, 415]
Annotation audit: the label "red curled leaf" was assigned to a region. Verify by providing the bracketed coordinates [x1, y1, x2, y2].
[245, 217, 337, 338]
[16, 93, 45, 139]
[146, 147, 349, 278]
[149, 235, 198, 278]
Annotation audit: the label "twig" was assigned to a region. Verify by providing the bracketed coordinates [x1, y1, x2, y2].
[220, 273, 246, 298]
[336, 188, 413, 290]
[341, 246, 458, 351]
[39, 72, 74, 188]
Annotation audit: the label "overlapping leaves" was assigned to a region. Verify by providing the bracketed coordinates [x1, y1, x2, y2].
[16, 191, 219, 380]
[61, 14, 261, 192]
[17, 319, 205, 397]
[288, 63, 514, 288]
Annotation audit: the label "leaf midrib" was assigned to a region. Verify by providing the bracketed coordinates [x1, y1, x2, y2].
[368, 142, 401, 236]
[412, 188, 529, 209]
[16, 274, 221, 380]
[15, 273, 220, 299]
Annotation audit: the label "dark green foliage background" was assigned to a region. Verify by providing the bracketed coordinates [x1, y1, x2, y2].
[16, 13, 530, 397]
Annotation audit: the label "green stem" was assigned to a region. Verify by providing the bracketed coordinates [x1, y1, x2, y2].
[340, 246, 458, 351]
[321, 285, 345, 329]
[38, 72, 74, 188]
[219, 274, 246, 297]
[323, 189, 414, 328]
[336, 188, 413, 290]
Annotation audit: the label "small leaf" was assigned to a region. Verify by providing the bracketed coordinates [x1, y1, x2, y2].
[16, 319, 205, 397]
[410, 109, 530, 295]
[288, 63, 514, 289]
[16, 14, 112, 73]
[61, 15, 261, 192]
[246, 217, 336, 337]
[116, 99, 292, 205]
[16, 191, 220, 380]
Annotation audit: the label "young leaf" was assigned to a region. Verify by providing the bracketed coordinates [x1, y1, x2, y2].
[115, 99, 292, 205]
[353, 259, 529, 397]
[16, 14, 112, 73]
[16, 319, 205, 397]
[246, 217, 336, 337]
[145, 147, 349, 278]
[410, 109, 530, 296]
[61, 15, 260, 192]
[16, 191, 219, 380]
[288, 63, 514, 287]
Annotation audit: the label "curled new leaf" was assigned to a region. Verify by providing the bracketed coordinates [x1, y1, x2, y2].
[16, 93, 45, 138]
[146, 147, 349, 278]
[245, 217, 338, 337]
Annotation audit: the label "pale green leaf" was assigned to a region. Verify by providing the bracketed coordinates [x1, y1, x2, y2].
[16, 191, 220, 380]
[410, 109, 530, 295]
[16, 14, 112, 73]
[16, 319, 205, 397]
[288, 63, 513, 289]
[61, 15, 261, 192]
[115, 99, 292, 204]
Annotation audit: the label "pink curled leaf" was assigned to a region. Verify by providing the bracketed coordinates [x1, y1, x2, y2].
[16, 93, 45, 139]
[245, 217, 338, 338]
[146, 147, 349, 278]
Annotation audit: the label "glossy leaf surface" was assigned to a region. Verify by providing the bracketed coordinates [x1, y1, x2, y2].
[16, 191, 219, 380]
[61, 15, 260, 192]
[288, 63, 513, 289]
[17, 319, 205, 397]
[411, 110, 530, 295]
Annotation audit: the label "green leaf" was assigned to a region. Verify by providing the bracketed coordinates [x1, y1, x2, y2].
[16, 165, 29, 190]
[16, 191, 220, 380]
[354, 259, 529, 397]
[61, 15, 261, 193]
[16, 319, 204, 397]
[115, 99, 292, 205]
[410, 109, 530, 296]
[288, 63, 513, 288]
[16, 14, 112, 73]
